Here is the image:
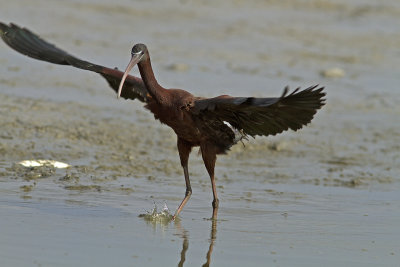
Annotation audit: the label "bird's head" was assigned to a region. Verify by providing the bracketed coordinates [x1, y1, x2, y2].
[117, 43, 148, 98]
[131, 43, 147, 59]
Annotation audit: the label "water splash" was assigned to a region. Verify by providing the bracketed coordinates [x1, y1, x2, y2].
[139, 203, 174, 223]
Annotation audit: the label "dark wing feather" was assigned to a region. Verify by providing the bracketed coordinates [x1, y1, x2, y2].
[192, 85, 325, 137]
[0, 22, 148, 102]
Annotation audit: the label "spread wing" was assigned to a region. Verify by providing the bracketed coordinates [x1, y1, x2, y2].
[0, 22, 149, 102]
[192, 85, 326, 137]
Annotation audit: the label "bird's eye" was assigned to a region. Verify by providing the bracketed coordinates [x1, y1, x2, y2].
[131, 49, 142, 55]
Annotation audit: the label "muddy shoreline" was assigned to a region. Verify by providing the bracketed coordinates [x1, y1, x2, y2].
[1, 0, 399, 266]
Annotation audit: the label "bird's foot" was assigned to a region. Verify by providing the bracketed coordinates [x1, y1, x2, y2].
[211, 200, 219, 219]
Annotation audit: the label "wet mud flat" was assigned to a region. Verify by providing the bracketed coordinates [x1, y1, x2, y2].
[0, 85, 399, 266]
[0, 90, 397, 204]
[1, 0, 400, 266]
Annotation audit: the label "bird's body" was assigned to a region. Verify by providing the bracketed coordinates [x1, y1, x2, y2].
[141, 80, 239, 154]
[145, 90, 198, 141]
[0, 23, 326, 219]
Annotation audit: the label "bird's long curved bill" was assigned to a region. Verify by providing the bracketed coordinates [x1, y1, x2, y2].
[117, 54, 143, 98]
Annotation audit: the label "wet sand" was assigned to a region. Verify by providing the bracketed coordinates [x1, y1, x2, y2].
[1, 0, 399, 266]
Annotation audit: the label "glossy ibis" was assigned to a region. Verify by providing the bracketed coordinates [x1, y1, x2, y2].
[0, 23, 325, 219]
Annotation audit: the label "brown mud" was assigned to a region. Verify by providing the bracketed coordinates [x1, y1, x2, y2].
[0, 0, 399, 266]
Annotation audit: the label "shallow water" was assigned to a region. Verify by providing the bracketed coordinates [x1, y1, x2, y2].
[1, 0, 399, 266]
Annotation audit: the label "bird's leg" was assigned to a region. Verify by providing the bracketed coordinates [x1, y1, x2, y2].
[173, 138, 193, 219]
[200, 143, 219, 218]
[174, 165, 191, 218]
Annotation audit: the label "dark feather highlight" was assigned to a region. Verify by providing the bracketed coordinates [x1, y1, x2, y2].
[192, 85, 325, 137]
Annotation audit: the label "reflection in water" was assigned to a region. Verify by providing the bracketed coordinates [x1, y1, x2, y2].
[202, 211, 217, 267]
[140, 205, 219, 266]
[178, 234, 189, 267]
[175, 207, 219, 267]
[175, 221, 189, 267]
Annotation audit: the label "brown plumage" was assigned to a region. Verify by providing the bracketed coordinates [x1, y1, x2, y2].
[1, 23, 326, 219]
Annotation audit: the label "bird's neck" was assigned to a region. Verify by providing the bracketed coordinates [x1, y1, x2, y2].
[138, 55, 168, 104]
